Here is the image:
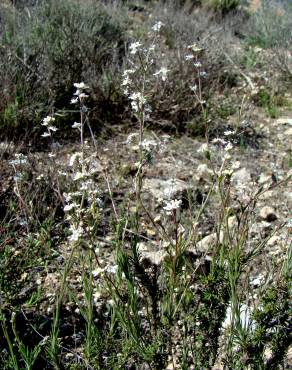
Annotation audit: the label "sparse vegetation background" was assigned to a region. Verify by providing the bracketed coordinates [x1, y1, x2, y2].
[0, 0, 291, 369]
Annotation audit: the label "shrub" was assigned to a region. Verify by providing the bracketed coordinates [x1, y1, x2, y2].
[0, 0, 128, 141]
[245, 0, 292, 49]
[205, 0, 241, 14]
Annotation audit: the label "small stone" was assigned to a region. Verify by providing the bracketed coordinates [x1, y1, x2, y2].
[258, 190, 274, 200]
[195, 232, 223, 251]
[284, 127, 292, 136]
[276, 117, 292, 126]
[194, 163, 212, 181]
[258, 172, 272, 184]
[143, 178, 189, 200]
[140, 250, 166, 265]
[232, 167, 252, 185]
[267, 235, 281, 246]
[228, 215, 238, 231]
[259, 206, 277, 222]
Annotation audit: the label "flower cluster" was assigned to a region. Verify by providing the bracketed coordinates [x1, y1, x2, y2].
[163, 199, 182, 215]
[70, 82, 89, 104]
[9, 153, 28, 166]
[152, 21, 164, 33]
[41, 115, 57, 137]
[129, 92, 147, 113]
[153, 67, 170, 82]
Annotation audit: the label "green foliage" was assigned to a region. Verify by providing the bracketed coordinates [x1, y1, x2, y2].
[247, 281, 291, 368]
[205, 0, 241, 14]
[0, 2, 291, 369]
[253, 89, 279, 119]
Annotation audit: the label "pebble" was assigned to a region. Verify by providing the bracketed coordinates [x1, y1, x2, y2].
[259, 206, 277, 222]
[232, 167, 252, 185]
[267, 235, 281, 247]
[194, 163, 212, 181]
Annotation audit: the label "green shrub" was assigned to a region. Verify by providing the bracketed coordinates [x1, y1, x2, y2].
[205, 0, 241, 14]
[245, 0, 292, 49]
[0, 0, 128, 141]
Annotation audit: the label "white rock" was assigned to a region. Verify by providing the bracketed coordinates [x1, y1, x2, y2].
[276, 117, 292, 126]
[258, 190, 274, 200]
[143, 178, 189, 200]
[232, 167, 252, 185]
[194, 163, 213, 181]
[140, 250, 166, 265]
[195, 232, 224, 251]
[223, 303, 255, 330]
[258, 172, 272, 184]
[228, 215, 238, 231]
[267, 235, 281, 247]
[284, 127, 292, 136]
[259, 206, 277, 222]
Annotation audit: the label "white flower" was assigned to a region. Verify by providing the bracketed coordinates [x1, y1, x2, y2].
[221, 169, 233, 176]
[212, 138, 227, 145]
[163, 199, 182, 214]
[73, 82, 89, 90]
[36, 174, 44, 181]
[141, 139, 157, 151]
[92, 267, 104, 277]
[224, 130, 235, 136]
[152, 21, 164, 32]
[106, 265, 118, 274]
[225, 142, 233, 152]
[93, 291, 101, 303]
[122, 75, 130, 86]
[200, 71, 207, 77]
[188, 43, 203, 53]
[197, 143, 209, 154]
[123, 69, 136, 76]
[131, 101, 138, 112]
[78, 93, 88, 99]
[72, 122, 81, 129]
[70, 97, 78, 104]
[250, 274, 264, 286]
[63, 203, 78, 212]
[48, 153, 56, 158]
[129, 92, 146, 104]
[129, 41, 142, 55]
[232, 161, 241, 170]
[42, 115, 55, 126]
[69, 225, 84, 242]
[153, 67, 170, 81]
[9, 154, 27, 166]
[68, 152, 82, 166]
[129, 92, 146, 112]
[41, 132, 51, 138]
[190, 85, 198, 92]
[48, 125, 58, 132]
[224, 152, 232, 161]
[194, 62, 202, 68]
[185, 54, 194, 60]
[80, 180, 93, 191]
[73, 171, 86, 181]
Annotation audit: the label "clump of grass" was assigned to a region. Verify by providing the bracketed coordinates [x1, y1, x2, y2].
[252, 88, 283, 119]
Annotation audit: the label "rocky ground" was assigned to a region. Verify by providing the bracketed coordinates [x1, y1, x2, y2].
[0, 1, 291, 368]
